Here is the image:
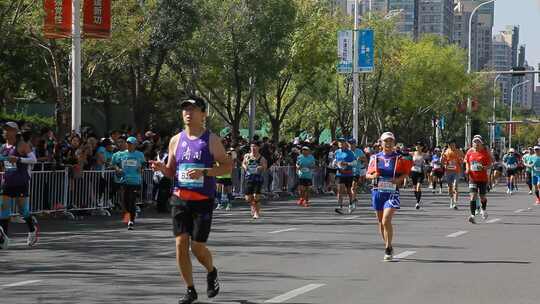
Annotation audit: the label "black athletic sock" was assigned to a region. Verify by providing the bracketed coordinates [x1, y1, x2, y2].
[414, 191, 419, 203]
[418, 191, 422, 202]
[439, 181, 443, 190]
[535, 190, 539, 198]
[481, 200, 487, 211]
[470, 200, 476, 215]
[0, 219, 9, 234]
[24, 216, 35, 233]
[188, 286, 196, 292]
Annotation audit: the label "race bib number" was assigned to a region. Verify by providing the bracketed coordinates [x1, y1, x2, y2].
[507, 163, 517, 169]
[123, 159, 138, 168]
[301, 168, 310, 173]
[247, 163, 258, 175]
[447, 161, 456, 170]
[3, 160, 16, 171]
[377, 177, 395, 192]
[469, 183, 478, 189]
[433, 163, 441, 169]
[471, 161, 483, 172]
[177, 163, 204, 188]
[411, 165, 422, 173]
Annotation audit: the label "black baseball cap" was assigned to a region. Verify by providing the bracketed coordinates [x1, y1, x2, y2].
[180, 96, 207, 112]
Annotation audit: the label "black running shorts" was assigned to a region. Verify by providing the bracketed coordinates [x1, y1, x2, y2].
[337, 176, 353, 188]
[298, 178, 312, 187]
[2, 184, 29, 198]
[245, 181, 263, 195]
[469, 181, 488, 195]
[410, 171, 424, 185]
[170, 196, 213, 242]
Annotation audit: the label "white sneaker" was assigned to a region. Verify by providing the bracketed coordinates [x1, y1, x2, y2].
[225, 204, 231, 211]
[468, 215, 476, 224]
[215, 204, 223, 210]
[439, 189, 443, 194]
[415, 203, 421, 210]
[480, 210, 488, 220]
[26, 216, 39, 247]
[529, 190, 533, 195]
[253, 212, 260, 219]
[27, 231, 38, 247]
[127, 221, 134, 230]
[0, 226, 9, 250]
[507, 188, 511, 194]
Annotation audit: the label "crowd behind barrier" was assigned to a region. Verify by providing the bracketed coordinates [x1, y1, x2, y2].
[2, 166, 327, 217]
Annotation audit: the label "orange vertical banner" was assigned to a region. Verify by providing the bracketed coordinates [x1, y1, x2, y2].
[44, 0, 73, 39]
[83, 0, 111, 39]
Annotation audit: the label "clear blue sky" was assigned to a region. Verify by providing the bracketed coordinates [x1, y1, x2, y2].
[493, 0, 540, 85]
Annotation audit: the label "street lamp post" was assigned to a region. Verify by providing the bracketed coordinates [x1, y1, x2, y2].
[490, 73, 503, 148]
[465, 0, 495, 148]
[508, 79, 530, 149]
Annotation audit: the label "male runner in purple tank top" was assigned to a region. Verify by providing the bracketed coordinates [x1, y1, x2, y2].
[152, 97, 232, 304]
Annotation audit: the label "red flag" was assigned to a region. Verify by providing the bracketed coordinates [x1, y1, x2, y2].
[83, 0, 111, 39]
[44, 0, 73, 39]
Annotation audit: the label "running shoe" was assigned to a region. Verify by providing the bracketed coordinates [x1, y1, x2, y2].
[439, 188, 443, 194]
[348, 203, 354, 214]
[0, 226, 9, 250]
[215, 204, 223, 210]
[468, 215, 476, 224]
[250, 205, 256, 217]
[297, 199, 304, 206]
[207, 267, 220, 298]
[334, 207, 344, 215]
[453, 203, 459, 210]
[506, 188, 511, 195]
[415, 203, 421, 210]
[27, 216, 39, 247]
[383, 247, 393, 261]
[225, 203, 232, 211]
[253, 212, 260, 219]
[128, 221, 134, 230]
[529, 190, 533, 195]
[480, 210, 488, 220]
[179, 288, 198, 304]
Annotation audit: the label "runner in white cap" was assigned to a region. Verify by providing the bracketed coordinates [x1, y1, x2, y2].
[366, 132, 408, 261]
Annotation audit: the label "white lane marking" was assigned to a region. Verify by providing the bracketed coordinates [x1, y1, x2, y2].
[1, 280, 42, 288]
[156, 250, 176, 256]
[514, 209, 525, 213]
[486, 218, 501, 224]
[268, 228, 298, 234]
[446, 230, 468, 238]
[343, 215, 360, 220]
[264, 283, 326, 303]
[394, 251, 416, 259]
[219, 213, 234, 216]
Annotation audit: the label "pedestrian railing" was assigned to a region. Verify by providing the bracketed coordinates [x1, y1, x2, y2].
[1, 166, 328, 217]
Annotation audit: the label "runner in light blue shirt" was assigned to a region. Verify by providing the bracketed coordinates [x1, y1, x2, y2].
[296, 147, 316, 207]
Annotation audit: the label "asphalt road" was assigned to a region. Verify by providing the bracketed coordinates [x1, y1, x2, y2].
[1, 184, 540, 304]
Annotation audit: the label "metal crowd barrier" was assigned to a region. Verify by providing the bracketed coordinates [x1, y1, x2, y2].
[2, 165, 328, 217]
[231, 166, 327, 197]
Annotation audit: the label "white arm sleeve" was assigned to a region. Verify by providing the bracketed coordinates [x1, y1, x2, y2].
[20, 152, 38, 164]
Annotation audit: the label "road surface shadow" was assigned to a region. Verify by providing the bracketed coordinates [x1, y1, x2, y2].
[398, 258, 530, 264]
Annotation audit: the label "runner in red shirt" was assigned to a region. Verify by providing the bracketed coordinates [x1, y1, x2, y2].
[464, 135, 492, 224]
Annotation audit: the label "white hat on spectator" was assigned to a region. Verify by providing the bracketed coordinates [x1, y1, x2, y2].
[2, 121, 19, 131]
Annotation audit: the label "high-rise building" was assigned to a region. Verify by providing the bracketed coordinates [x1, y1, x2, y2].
[388, 0, 419, 38]
[453, 0, 494, 71]
[501, 25, 519, 67]
[533, 86, 540, 115]
[492, 33, 512, 105]
[417, 0, 454, 41]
